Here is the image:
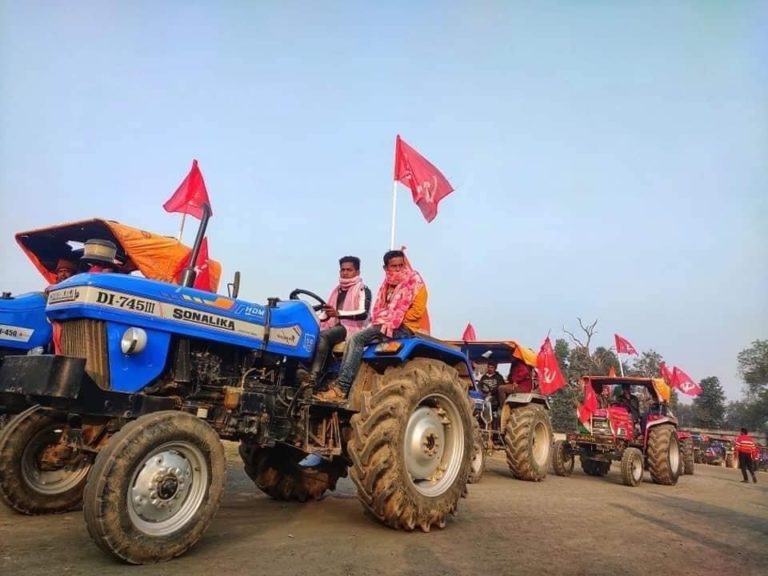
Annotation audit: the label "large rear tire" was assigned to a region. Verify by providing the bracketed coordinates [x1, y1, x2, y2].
[348, 359, 473, 532]
[0, 406, 92, 514]
[647, 424, 680, 486]
[239, 443, 346, 501]
[503, 404, 553, 482]
[621, 447, 644, 487]
[83, 411, 225, 564]
[468, 421, 485, 484]
[552, 440, 574, 477]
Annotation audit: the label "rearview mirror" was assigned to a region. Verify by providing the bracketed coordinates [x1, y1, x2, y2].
[228, 271, 241, 299]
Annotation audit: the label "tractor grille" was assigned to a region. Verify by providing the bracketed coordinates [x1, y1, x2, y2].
[592, 417, 611, 435]
[60, 319, 110, 390]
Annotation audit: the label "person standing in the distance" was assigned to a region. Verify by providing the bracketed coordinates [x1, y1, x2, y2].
[735, 428, 758, 483]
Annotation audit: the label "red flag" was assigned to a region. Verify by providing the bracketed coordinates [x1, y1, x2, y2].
[660, 361, 673, 385]
[578, 379, 599, 427]
[394, 135, 454, 223]
[461, 323, 476, 341]
[671, 366, 702, 396]
[614, 333, 638, 355]
[536, 337, 566, 395]
[163, 159, 213, 219]
[176, 237, 213, 292]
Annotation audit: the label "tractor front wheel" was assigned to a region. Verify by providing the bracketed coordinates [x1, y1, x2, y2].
[83, 411, 225, 564]
[621, 447, 644, 487]
[552, 440, 574, 477]
[348, 359, 473, 532]
[681, 439, 695, 475]
[0, 406, 92, 514]
[468, 421, 485, 484]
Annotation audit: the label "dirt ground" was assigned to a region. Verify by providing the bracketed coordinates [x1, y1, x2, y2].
[1, 447, 766, 576]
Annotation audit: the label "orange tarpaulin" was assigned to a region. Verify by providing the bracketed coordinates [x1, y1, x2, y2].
[16, 218, 222, 291]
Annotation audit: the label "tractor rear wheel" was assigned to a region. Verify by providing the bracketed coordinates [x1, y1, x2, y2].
[348, 359, 473, 532]
[552, 440, 574, 477]
[504, 404, 553, 481]
[621, 448, 644, 487]
[0, 406, 92, 514]
[83, 411, 225, 564]
[468, 421, 485, 484]
[239, 443, 347, 501]
[647, 424, 680, 486]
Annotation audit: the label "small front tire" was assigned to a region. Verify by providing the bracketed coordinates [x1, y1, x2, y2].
[83, 411, 225, 564]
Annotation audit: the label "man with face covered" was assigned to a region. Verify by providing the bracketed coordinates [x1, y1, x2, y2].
[314, 249, 427, 402]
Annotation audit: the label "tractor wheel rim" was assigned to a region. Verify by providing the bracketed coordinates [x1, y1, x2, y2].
[531, 420, 550, 467]
[404, 394, 465, 497]
[21, 424, 90, 495]
[128, 441, 208, 536]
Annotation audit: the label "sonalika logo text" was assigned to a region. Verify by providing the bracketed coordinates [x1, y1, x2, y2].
[172, 308, 236, 331]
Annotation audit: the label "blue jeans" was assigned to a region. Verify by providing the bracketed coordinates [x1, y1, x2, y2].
[336, 325, 412, 392]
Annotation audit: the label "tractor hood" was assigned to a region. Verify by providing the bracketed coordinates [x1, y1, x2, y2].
[0, 292, 52, 351]
[46, 274, 319, 359]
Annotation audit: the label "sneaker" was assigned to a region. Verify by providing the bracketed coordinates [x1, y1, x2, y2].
[313, 385, 346, 403]
[298, 453, 324, 468]
[741, 479, 750, 483]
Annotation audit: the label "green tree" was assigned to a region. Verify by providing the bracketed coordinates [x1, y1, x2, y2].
[734, 340, 768, 433]
[549, 339, 578, 432]
[592, 346, 619, 375]
[737, 339, 768, 392]
[692, 376, 726, 429]
[628, 349, 664, 378]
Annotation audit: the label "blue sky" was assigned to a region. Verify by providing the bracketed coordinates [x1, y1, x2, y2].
[1, 2, 765, 400]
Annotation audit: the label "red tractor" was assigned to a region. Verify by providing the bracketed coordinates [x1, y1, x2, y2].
[552, 376, 681, 487]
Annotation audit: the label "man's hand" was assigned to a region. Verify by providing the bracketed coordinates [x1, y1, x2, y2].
[323, 306, 338, 318]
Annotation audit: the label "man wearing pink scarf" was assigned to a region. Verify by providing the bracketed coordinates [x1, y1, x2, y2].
[315, 250, 428, 402]
[305, 256, 371, 387]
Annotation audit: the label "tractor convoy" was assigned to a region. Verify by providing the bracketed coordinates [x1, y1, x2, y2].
[0, 213, 688, 564]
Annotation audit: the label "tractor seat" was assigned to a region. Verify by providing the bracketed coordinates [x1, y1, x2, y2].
[332, 341, 347, 355]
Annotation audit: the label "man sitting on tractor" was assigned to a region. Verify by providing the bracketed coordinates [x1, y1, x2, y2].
[616, 383, 641, 434]
[314, 249, 428, 403]
[81, 239, 123, 273]
[304, 255, 372, 389]
[496, 360, 534, 406]
[478, 362, 504, 402]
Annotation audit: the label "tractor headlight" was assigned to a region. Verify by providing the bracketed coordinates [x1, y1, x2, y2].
[120, 327, 147, 355]
[374, 341, 402, 354]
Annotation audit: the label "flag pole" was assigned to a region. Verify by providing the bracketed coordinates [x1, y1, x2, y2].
[177, 213, 187, 242]
[389, 180, 398, 250]
[618, 352, 625, 377]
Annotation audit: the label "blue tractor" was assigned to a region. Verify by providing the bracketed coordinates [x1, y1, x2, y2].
[0, 209, 475, 564]
[0, 218, 223, 428]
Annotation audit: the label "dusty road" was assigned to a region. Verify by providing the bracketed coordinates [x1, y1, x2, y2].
[1, 450, 766, 576]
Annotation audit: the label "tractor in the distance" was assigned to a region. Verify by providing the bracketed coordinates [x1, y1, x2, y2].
[552, 376, 680, 487]
[449, 340, 553, 482]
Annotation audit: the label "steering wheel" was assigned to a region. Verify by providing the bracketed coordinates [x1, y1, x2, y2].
[288, 288, 328, 311]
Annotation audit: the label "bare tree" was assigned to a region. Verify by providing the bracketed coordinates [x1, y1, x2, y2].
[562, 318, 598, 351]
